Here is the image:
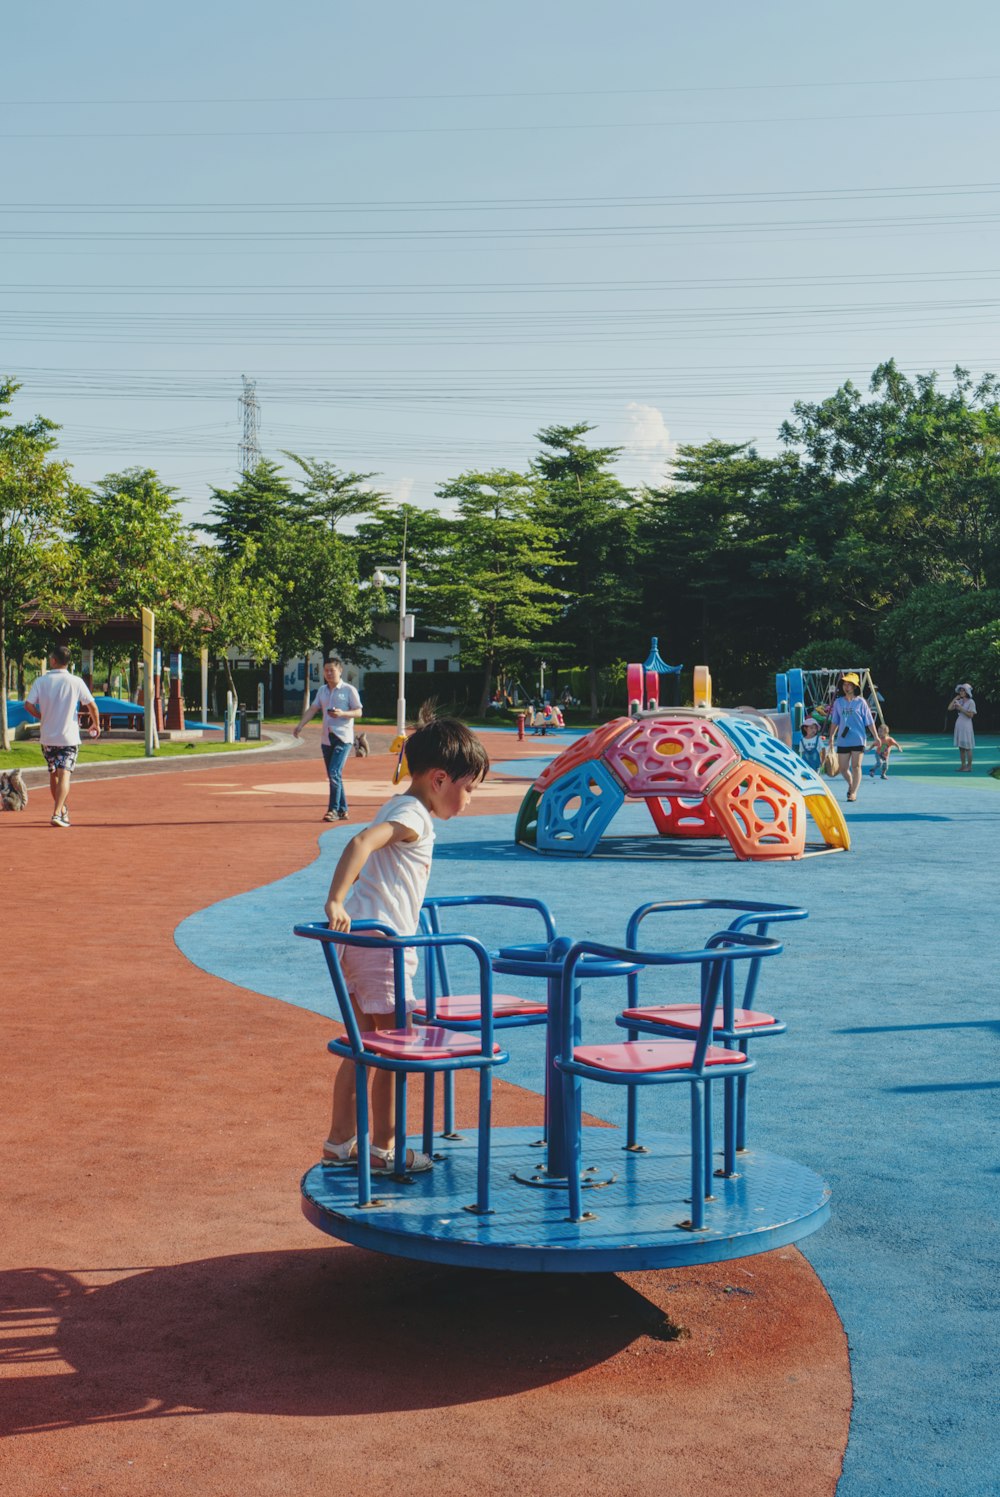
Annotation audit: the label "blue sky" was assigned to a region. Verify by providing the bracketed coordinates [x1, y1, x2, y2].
[4, 1, 1000, 526]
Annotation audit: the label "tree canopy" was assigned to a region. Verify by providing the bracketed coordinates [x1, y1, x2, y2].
[1, 360, 998, 736]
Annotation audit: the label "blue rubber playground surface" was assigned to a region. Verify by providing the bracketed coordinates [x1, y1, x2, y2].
[177, 737, 999, 1497]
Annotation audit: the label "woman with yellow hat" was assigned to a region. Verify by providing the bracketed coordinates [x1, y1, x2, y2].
[826, 673, 878, 802]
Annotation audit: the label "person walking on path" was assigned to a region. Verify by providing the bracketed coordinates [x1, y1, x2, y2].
[826, 672, 878, 802]
[948, 684, 977, 772]
[23, 645, 100, 828]
[292, 657, 363, 821]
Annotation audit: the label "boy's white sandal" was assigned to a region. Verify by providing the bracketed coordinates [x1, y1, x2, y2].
[370, 1144, 434, 1176]
[321, 1135, 358, 1167]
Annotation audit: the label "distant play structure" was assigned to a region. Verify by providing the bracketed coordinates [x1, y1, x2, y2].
[515, 637, 849, 860]
[777, 665, 886, 752]
[516, 707, 849, 860]
[627, 637, 683, 712]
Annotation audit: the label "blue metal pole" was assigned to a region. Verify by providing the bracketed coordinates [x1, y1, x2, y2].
[476, 1068, 494, 1213]
[689, 1084, 705, 1230]
[355, 1061, 373, 1208]
[422, 1073, 435, 1156]
[544, 939, 574, 1178]
[394, 1072, 408, 1178]
[626, 1027, 640, 1149]
[564, 1070, 584, 1222]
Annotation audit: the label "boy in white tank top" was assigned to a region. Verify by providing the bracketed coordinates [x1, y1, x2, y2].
[321, 717, 489, 1176]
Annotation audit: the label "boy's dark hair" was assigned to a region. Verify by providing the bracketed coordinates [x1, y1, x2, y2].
[405, 716, 489, 783]
[50, 644, 71, 668]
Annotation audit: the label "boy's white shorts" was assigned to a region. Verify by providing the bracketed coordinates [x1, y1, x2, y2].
[340, 941, 418, 1015]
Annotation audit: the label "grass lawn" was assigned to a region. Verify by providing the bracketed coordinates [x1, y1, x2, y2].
[0, 739, 262, 771]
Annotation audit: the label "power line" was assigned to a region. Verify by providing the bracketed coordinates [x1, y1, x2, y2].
[3, 179, 1000, 212]
[6, 207, 1000, 242]
[5, 103, 1000, 142]
[1, 70, 998, 106]
[4, 268, 1000, 296]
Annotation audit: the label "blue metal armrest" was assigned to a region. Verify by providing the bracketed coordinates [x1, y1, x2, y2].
[554, 933, 783, 1228]
[294, 920, 508, 1212]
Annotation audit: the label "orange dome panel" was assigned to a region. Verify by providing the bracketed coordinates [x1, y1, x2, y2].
[706, 764, 806, 861]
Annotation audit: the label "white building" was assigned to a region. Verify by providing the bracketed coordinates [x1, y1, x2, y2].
[282, 620, 461, 703]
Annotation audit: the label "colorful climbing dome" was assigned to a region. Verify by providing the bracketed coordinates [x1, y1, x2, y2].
[516, 709, 850, 861]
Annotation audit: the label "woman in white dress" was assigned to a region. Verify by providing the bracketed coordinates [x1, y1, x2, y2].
[947, 683, 976, 772]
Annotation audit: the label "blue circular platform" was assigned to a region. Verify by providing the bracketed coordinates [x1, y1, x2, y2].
[301, 1126, 830, 1273]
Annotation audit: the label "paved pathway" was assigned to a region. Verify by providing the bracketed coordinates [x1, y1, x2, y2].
[0, 734, 849, 1497]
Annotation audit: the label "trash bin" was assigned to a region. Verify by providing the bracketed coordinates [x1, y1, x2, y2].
[243, 711, 262, 742]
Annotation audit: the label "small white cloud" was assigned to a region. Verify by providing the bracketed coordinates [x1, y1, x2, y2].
[387, 476, 415, 505]
[624, 402, 676, 484]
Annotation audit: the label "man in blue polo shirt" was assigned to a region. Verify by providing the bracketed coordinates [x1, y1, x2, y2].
[292, 656, 363, 822]
[24, 645, 101, 828]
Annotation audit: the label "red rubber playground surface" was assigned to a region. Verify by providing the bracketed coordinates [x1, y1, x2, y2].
[0, 734, 850, 1497]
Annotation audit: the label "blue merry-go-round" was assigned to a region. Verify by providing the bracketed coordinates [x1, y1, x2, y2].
[295, 896, 830, 1272]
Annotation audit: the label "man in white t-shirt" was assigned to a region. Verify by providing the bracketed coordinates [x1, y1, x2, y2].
[24, 645, 100, 828]
[292, 656, 363, 822]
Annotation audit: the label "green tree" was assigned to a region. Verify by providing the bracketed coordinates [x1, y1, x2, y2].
[353, 503, 459, 644]
[432, 469, 565, 714]
[204, 460, 295, 558]
[0, 380, 73, 751]
[532, 423, 634, 713]
[206, 460, 376, 712]
[778, 362, 1000, 620]
[635, 440, 803, 699]
[73, 468, 197, 632]
[283, 452, 387, 530]
[785, 638, 869, 670]
[189, 541, 280, 701]
[878, 584, 1000, 700]
[268, 522, 373, 672]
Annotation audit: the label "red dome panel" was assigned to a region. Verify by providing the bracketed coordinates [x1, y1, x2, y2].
[605, 717, 739, 797]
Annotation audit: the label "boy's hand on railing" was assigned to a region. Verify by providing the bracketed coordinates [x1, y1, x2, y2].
[325, 900, 351, 932]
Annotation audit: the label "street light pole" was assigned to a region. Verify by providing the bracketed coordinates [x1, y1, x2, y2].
[373, 513, 413, 739]
[396, 554, 407, 737]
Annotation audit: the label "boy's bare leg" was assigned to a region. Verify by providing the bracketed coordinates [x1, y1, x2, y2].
[328, 1000, 400, 1151]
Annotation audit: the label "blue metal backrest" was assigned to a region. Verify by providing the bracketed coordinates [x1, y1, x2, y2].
[293, 920, 497, 1055]
[558, 932, 783, 1070]
[625, 899, 806, 1015]
[419, 894, 557, 1014]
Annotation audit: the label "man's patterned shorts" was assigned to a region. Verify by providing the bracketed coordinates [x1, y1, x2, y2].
[42, 744, 79, 773]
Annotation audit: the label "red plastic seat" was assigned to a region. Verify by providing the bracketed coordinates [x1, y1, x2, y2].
[412, 993, 547, 1021]
[620, 1003, 778, 1031]
[573, 1040, 747, 1074]
[351, 1026, 502, 1061]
